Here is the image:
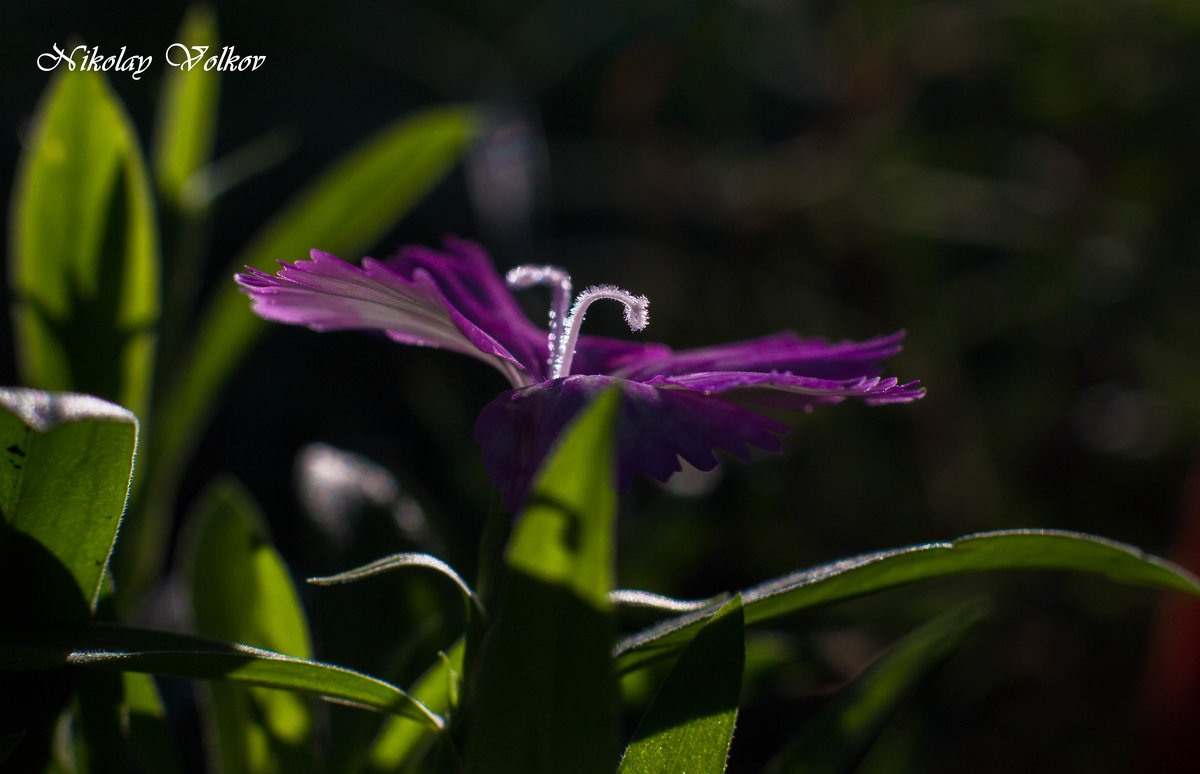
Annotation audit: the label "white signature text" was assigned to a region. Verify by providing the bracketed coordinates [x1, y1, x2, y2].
[37, 43, 266, 80]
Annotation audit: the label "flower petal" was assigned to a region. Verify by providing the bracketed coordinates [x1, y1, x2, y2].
[475, 375, 788, 512]
[236, 250, 533, 388]
[617, 331, 908, 382]
[567, 337, 674, 376]
[646, 370, 926, 411]
[384, 237, 553, 380]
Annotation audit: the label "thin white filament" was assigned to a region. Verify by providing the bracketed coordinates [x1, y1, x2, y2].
[506, 265, 573, 368]
[554, 284, 649, 379]
[506, 265, 650, 379]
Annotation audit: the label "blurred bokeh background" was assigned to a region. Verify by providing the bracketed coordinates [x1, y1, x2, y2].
[4, 1, 1200, 771]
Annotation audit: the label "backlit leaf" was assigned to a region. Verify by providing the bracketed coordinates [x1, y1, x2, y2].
[464, 389, 622, 774]
[619, 595, 744, 774]
[186, 479, 315, 773]
[617, 530, 1200, 674]
[0, 625, 441, 730]
[0, 388, 137, 620]
[11, 69, 159, 420]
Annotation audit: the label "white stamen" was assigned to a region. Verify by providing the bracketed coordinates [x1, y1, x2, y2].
[554, 284, 649, 379]
[506, 265, 572, 368]
[507, 265, 650, 380]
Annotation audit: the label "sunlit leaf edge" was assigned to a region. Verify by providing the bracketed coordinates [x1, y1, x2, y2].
[615, 529, 1200, 672]
[617, 595, 744, 774]
[0, 625, 443, 731]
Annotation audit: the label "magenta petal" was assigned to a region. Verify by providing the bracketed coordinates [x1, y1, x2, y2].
[236, 250, 533, 388]
[617, 331, 908, 382]
[475, 375, 788, 512]
[567, 337, 674, 376]
[385, 237, 553, 380]
[647, 371, 926, 411]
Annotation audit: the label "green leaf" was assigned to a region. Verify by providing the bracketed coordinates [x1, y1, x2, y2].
[464, 389, 623, 774]
[0, 624, 442, 730]
[766, 600, 986, 774]
[152, 4, 220, 211]
[616, 529, 1200, 673]
[10, 69, 160, 421]
[71, 671, 128, 774]
[361, 640, 464, 773]
[125, 105, 477, 597]
[618, 595, 744, 774]
[0, 388, 138, 620]
[185, 478, 316, 773]
[151, 5, 222, 386]
[122, 672, 181, 774]
[308, 552, 483, 619]
[40, 576, 181, 773]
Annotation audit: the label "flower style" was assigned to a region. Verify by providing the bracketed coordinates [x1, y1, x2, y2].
[237, 237, 924, 511]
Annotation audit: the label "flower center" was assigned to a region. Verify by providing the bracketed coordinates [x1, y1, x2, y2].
[507, 265, 649, 379]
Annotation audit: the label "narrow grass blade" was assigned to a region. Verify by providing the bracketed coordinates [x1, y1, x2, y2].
[617, 530, 1200, 673]
[0, 625, 442, 730]
[766, 600, 987, 774]
[152, 5, 220, 211]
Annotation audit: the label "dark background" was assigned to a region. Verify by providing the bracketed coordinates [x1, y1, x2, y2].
[5, 1, 1200, 772]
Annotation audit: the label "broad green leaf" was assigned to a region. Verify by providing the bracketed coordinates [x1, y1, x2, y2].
[360, 640, 464, 773]
[152, 4, 220, 211]
[619, 595, 744, 774]
[616, 530, 1200, 674]
[0, 388, 138, 620]
[766, 600, 986, 774]
[0, 625, 442, 730]
[10, 69, 159, 421]
[186, 479, 315, 773]
[125, 105, 477, 596]
[464, 390, 622, 774]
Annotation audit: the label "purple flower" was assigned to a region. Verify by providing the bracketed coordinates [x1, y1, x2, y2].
[237, 237, 924, 511]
